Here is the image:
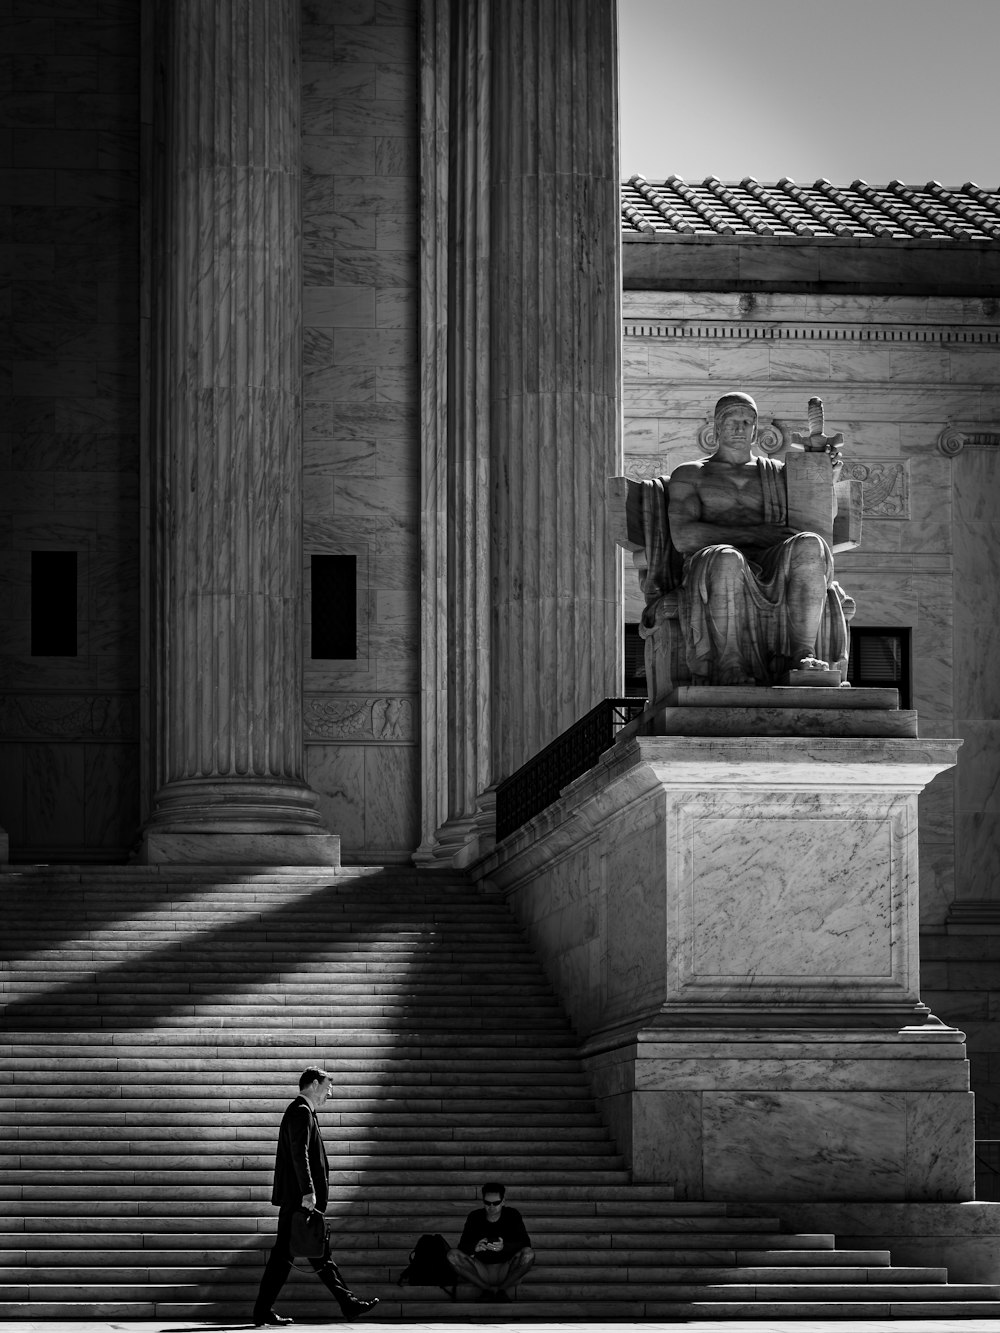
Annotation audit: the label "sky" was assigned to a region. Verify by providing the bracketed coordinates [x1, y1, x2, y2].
[618, 0, 1000, 189]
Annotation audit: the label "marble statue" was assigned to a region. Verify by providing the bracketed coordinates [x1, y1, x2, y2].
[612, 393, 861, 702]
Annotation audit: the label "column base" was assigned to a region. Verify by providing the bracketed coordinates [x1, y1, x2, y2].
[414, 791, 497, 868]
[140, 777, 340, 864]
[139, 829, 340, 866]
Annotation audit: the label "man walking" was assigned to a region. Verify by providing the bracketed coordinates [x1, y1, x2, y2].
[252, 1068, 378, 1327]
[447, 1182, 535, 1301]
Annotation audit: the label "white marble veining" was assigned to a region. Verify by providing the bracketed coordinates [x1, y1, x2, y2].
[674, 800, 899, 985]
[702, 1089, 907, 1200]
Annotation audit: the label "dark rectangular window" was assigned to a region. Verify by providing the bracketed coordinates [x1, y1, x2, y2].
[31, 551, 78, 656]
[310, 554, 357, 660]
[624, 621, 647, 697]
[847, 626, 911, 708]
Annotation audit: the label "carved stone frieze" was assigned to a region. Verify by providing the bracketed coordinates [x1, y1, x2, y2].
[304, 696, 415, 742]
[625, 457, 671, 480]
[0, 694, 138, 740]
[938, 427, 1000, 456]
[842, 460, 910, 518]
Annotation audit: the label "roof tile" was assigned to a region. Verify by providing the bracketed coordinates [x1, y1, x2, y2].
[622, 176, 1000, 243]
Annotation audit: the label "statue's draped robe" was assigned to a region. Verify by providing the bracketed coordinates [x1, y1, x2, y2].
[627, 459, 851, 688]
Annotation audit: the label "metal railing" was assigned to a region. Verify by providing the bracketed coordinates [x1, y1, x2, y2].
[495, 698, 647, 843]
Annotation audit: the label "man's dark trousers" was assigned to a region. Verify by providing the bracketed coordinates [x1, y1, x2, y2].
[253, 1206, 355, 1319]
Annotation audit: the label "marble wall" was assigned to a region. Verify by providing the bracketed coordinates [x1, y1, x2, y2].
[0, 0, 141, 859]
[299, 0, 420, 860]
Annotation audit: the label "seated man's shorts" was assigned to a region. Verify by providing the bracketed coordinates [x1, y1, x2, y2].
[467, 1255, 521, 1288]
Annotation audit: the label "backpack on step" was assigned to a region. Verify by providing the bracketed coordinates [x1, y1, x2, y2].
[397, 1232, 457, 1299]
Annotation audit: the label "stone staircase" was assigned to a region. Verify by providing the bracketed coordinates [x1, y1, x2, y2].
[1, 864, 998, 1321]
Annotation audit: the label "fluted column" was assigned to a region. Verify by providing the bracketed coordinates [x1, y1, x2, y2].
[141, 0, 337, 863]
[416, 0, 495, 864]
[490, 0, 622, 779]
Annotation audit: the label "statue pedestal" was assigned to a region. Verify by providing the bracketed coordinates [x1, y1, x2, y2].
[476, 731, 972, 1201]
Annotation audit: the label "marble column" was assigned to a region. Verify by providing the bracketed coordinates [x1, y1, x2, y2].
[416, 0, 494, 865]
[141, 0, 338, 864]
[418, 0, 622, 863]
[490, 0, 622, 779]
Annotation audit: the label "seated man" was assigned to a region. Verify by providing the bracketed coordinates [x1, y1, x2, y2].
[620, 392, 855, 695]
[447, 1182, 534, 1302]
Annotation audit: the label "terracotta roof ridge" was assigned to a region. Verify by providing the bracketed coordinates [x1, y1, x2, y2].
[663, 174, 736, 235]
[814, 178, 894, 238]
[775, 178, 854, 237]
[740, 176, 814, 236]
[702, 175, 774, 236]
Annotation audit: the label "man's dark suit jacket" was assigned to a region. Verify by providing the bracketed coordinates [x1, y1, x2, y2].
[271, 1094, 330, 1210]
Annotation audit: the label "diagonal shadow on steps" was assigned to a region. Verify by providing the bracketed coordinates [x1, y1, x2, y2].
[0, 866, 603, 1319]
[0, 868, 484, 1030]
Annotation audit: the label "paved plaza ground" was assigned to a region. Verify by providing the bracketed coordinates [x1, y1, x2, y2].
[4, 1319, 1000, 1333]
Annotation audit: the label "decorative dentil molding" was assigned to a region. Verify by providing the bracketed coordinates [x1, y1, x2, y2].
[304, 695, 414, 742]
[0, 694, 138, 740]
[937, 427, 1000, 456]
[624, 320, 1000, 345]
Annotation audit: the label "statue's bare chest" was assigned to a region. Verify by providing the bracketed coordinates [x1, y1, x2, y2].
[697, 465, 765, 523]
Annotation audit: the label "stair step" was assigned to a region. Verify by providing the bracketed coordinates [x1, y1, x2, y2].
[0, 865, 987, 1320]
[2, 1280, 998, 1303]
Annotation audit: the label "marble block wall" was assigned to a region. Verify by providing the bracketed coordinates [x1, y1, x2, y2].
[478, 735, 973, 1199]
[0, 1, 141, 859]
[300, 0, 420, 859]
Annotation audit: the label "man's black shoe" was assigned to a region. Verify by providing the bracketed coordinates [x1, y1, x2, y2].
[342, 1295, 379, 1317]
[475, 1289, 495, 1301]
[494, 1289, 511, 1302]
[254, 1314, 294, 1328]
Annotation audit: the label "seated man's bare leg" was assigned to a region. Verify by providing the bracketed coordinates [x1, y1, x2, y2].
[782, 532, 833, 667]
[701, 548, 756, 685]
[496, 1246, 535, 1292]
[446, 1248, 493, 1291]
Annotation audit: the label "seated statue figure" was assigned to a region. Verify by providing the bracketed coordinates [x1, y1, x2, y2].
[614, 392, 859, 699]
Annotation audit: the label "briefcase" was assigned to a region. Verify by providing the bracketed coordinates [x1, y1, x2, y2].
[290, 1208, 328, 1259]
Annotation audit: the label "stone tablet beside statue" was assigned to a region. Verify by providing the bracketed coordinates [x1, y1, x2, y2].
[611, 393, 862, 704]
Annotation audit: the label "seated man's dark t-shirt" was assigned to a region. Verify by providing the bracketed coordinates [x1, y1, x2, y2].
[458, 1205, 531, 1265]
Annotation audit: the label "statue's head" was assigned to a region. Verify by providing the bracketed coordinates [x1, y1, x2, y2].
[714, 392, 758, 437]
[712, 392, 758, 459]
